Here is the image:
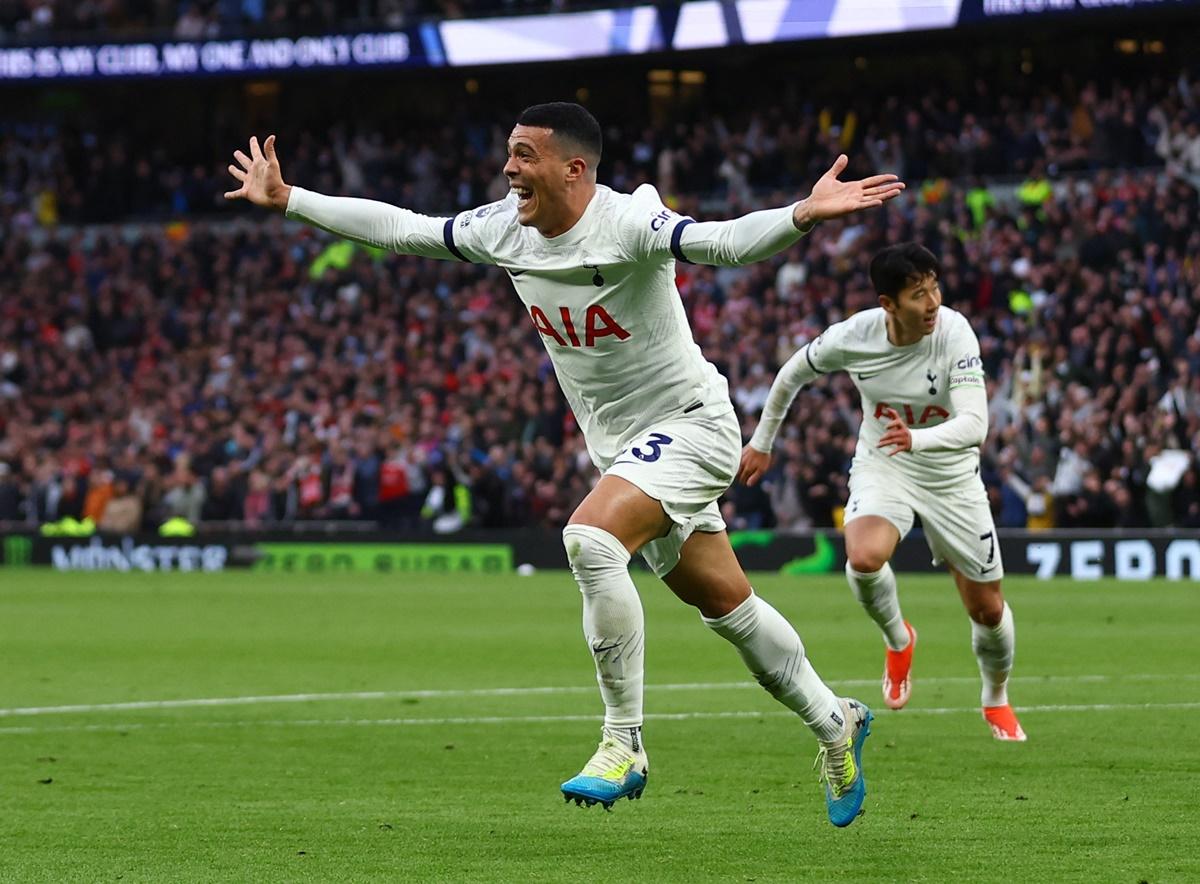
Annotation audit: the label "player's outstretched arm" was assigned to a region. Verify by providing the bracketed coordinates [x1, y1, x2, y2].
[672, 155, 904, 267]
[224, 135, 468, 261]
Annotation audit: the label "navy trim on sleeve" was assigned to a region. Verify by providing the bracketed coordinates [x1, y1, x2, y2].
[670, 218, 696, 264]
[442, 217, 469, 262]
[805, 346, 825, 375]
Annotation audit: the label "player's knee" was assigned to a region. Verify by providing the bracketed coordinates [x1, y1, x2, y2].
[966, 592, 1005, 627]
[694, 579, 751, 619]
[562, 524, 630, 582]
[846, 550, 889, 575]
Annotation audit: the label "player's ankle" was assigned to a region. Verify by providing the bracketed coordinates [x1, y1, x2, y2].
[817, 699, 853, 745]
[981, 686, 1009, 708]
[603, 725, 644, 753]
[883, 618, 911, 651]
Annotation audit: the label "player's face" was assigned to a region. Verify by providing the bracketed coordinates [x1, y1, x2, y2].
[885, 272, 942, 339]
[504, 125, 571, 227]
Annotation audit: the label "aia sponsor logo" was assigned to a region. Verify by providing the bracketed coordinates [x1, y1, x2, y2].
[874, 401, 950, 425]
[529, 304, 631, 348]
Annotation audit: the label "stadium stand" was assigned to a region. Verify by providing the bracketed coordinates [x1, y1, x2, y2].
[1, 27, 1198, 534]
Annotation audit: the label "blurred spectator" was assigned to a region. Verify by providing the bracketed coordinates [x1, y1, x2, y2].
[161, 458, 207, 523]
[99, 479, 145, 533]
[767, 461, 812, 532]
[82, 468, 115, 524]
[0, 463, 20, 521]
[1174, 468, 1200, 528]
[242, 470, 272, 526]
[1061, 470, 1117, 528]
[999, 469, 1055, 531]
[201, 466, 243, 521]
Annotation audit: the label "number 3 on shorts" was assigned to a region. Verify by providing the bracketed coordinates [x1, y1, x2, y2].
[631, 432, 674, 463]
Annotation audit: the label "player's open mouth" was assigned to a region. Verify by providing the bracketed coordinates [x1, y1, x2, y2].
[512, 185, 535, 209]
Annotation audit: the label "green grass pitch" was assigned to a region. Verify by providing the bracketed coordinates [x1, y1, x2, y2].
[0, 569, 1197, 882]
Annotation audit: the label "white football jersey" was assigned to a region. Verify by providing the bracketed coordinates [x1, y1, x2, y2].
[443, 185, 731, 464]
[808, 306, 986, 488]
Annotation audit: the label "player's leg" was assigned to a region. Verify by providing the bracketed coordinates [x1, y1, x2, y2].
[560, 474, 671, 807]
[844, 516, 907, 647]
[659, 529, 873, 827]
[950, 567, 1026, 741]
[918, 485, 1025, 741]
[844, 478, 918, 709]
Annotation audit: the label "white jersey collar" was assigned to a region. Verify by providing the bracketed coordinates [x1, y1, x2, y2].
[534, 185, 608, 248]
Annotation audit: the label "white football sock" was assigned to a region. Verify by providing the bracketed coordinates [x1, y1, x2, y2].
[602, 725, 643, 755]
[703, 592, 845, 743]
[972, 602, 1015, 707]
[846, 562, 909, 651]
[563, 524, 645, 740]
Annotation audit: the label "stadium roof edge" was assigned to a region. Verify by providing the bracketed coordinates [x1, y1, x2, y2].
[0, 0, 1195, 82]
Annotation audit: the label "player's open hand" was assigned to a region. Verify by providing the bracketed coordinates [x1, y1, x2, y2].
[795, 154, 905, 227]
[737, 445, 772, 486]
[877, 408, 912, 456]
[225, 134, 291, 211]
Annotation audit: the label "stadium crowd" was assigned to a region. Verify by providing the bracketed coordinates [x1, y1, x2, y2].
[1, 68, 1199, 534]
[4, 70, 1200, 230]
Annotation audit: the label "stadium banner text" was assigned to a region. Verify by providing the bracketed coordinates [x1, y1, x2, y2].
[730, 530, 1200, 579]
[2, 530, 1197, 579]
[0, 533, 525, 574]
[251, 542, 512, 574]
[0, 30, 432, 81]
[3, 0, 1196, 81]
[956, 0, 1196, 23]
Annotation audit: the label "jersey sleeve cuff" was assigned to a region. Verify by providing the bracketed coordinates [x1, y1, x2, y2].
[284, 185, 306, 219]
[442, 216, 469, 262]
[670, 217, 695, 264]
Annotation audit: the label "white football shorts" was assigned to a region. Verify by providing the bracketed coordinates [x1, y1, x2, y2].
[844, 460, 1004, 582]
[600, 402, 741, 578]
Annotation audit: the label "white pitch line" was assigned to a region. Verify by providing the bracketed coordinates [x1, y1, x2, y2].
[2, 702, 1199, 736]
[0, 673, 1197, 718]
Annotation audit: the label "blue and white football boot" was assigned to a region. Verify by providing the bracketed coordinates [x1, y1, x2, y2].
[561, 731, 648, 810]
[815, 698, 873, 828]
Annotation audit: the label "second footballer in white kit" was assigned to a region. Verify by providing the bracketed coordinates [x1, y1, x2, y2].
[739, 243, 1026, 742]
[224, 102, 908, 824]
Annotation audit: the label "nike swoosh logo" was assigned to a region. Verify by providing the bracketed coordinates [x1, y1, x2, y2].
[508, 268, 528, 277]
[857, 372, 880, 380]
[980, 564, 997, 574]
[592, 643, 621, 654]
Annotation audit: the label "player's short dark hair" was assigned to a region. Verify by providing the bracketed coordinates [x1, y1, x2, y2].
[516, 102, 602, 166]
[869, 242, 941, 299]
